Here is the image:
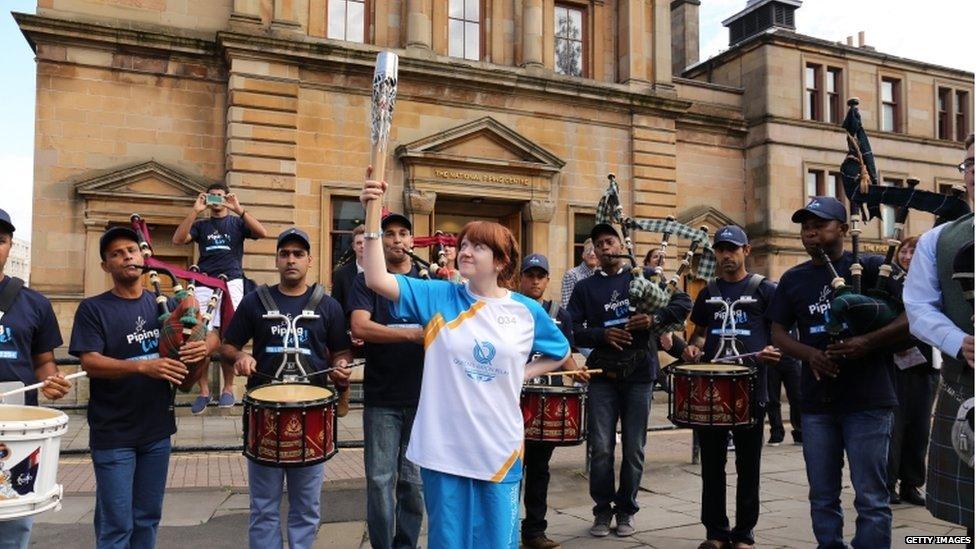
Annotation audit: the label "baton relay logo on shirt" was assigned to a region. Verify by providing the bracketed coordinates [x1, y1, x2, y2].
[0, 324, 16, 359]
[126, 315, 160, 359]
[452, 338, 504, 383]
[204, 229, 231, 253]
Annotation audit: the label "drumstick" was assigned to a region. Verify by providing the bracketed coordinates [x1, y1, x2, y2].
[537, 368, 603, 378]
[0, 371, 87, 401]
[712, 350, 766, 363]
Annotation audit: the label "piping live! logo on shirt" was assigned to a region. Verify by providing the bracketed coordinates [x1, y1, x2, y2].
[454, 339, 505, 383]
[808, 285, 832, 316]
[126, 316, 160, 359]
[204, 229, 231, 253]
[0, 324, 16, 359]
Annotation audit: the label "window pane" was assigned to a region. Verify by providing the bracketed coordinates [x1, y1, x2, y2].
[331, 234, 352, 268]
[882, 104, 894, 131]
[826, 71, 835, 94]
[347, 0, 364, 43]
[332, 198, 364, 231]
[806, 170, 818, 199]
[882, 80, 893, 102]
[806, 66, 816, 89]
[464, 21, 479, 60]
[449, 0, 463, 19]
[449, 19, 464, 58]
[956, 90, 966, 112]
[554, 6, 565, 33]
[327, 0, 346, 40]
[465, 0, 480, 22]
[569, 8, 582, 38]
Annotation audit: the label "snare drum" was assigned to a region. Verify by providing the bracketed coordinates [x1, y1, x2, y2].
[0, 405, 69, 519]
[668, 364, 756, 429]
[521, 385, 587, 446]
[243, 383, 338, 467]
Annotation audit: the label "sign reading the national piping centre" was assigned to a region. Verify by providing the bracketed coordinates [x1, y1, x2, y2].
[433, 169, 531, 187]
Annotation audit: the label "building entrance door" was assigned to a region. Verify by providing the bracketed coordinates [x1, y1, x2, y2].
[433, 197, 522, 248]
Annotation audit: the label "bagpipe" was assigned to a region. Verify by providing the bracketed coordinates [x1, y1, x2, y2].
[130, 214, 233, 392]
[596, 173, 714, 335]
[819, 99, 971, 337]
[400, 232, 459, 281]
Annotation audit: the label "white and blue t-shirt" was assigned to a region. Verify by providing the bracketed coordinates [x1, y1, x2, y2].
[391, 276, 570, 483]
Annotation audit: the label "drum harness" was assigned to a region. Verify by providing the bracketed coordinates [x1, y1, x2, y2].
[254, 284, 337, 383]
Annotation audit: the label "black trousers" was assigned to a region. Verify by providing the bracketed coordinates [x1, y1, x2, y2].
[888, 365, 938, 490]
[698, 421, 764, 545]
[521, 442, 557, 538]
[766, 358, 802, 440]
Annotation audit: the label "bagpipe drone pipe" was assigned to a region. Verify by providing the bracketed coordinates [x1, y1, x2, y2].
[130, 214, 232, 392]
[822, 99, 972, 337]
[596, 173, 713, 335]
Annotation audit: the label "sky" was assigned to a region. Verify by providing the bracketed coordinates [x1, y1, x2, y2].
[0, 0, 973, 242]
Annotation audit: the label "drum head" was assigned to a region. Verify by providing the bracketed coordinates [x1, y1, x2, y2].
[0, 405, 64, 422]
[674, 363, 750, 374]
[248, 384, 333, 403]
[522, 384, 586, 395]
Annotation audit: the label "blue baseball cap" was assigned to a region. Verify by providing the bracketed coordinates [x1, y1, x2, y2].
[791, 197, 847, 223]
[521, 253, 550, 274]
[0, 208, 14, 234]
[713, 225, 748, 247]
[277, 227, 311, 250]
[99, 226, 141, 260]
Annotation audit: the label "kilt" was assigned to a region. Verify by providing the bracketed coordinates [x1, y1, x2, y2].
[925, 375, 974, 528]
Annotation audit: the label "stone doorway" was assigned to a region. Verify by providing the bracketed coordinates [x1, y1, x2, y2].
[433, 196, 523, 249]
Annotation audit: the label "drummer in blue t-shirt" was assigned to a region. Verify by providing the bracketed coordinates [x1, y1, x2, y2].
[681, 225, 781, 549]
[172, 182, 268, 413]
[0, 209, 73, 548]
[69, 226, 218, 549]
[766, 197, 909, 549]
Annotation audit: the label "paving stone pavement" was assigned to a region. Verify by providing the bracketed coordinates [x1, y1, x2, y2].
[33, 401, 969, 547]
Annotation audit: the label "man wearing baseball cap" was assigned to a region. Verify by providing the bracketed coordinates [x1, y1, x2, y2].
[569, 223, 692, 538]
[220, 227, 353, 547]
[517, 252, 582, 549]
[766, 197, 909, 547]
[70, 225, 216, 548]
[348, 212, 426, 549]
[682, 225, 781, 549]
[0, 209, 74, 548]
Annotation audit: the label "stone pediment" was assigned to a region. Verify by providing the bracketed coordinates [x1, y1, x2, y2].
[677, 205, 738, 234]
[74, 160, 209, 203]
[395, 117, 565, 173]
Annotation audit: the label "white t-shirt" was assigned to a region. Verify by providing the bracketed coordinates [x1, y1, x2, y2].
[391, 275, 570, 482]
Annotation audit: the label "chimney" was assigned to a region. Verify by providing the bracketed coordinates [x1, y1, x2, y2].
[846, 35, 854, 46]
[722, 0, 802, 48]
[857, 31, 865, 47]
[671, 0, 701, 75]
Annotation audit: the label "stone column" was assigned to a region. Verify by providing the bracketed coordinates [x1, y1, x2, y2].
[406, 0, 433, 54]
[522, 0, 544, 70]
[271, 0, 301, 31]
[652, 0, 674, 88]
[523, 199, 554, 263]
[405, 188, 436, 261]
[230, 0, 262, 25]
[83, 217, 110, 295]
[618, 0, 648, 85]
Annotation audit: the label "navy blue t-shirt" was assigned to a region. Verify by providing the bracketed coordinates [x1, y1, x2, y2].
[68, 290, 177, 449]
[347, 269, 424, 407]
[190, 216, 254, 279]
[689, 275, 776, 404]
[568, 266, 692, 383]
[224, 285, 351, 390]
[0, 277, 63, 406]
[766, 252, 898, 414]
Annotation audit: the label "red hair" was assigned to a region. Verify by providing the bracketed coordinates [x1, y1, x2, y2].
[456, 221, 520, 289]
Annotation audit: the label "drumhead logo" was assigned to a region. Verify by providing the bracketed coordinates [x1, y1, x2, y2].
[453, 339, 505, 383]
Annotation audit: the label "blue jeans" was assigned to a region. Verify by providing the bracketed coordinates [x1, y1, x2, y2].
[91, 437, 171, 549]
[363, 406, 424, 549]
[0, 517, 33, 549]
[587, 381, 652, 517]
[248, 460, 325, 549]
[802, 409, 894, 549]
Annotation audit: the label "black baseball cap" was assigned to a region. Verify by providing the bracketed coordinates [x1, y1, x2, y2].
[381, 212, 412, 232]
[713, 225, 748, 247]
[791, 197, 847, 223]
[277, 227, 311, 250]
[521, 253, 550, 274]
[0, 208, 14, 234]
[590, 223, 621, 242]
[99, 226, 141, 260]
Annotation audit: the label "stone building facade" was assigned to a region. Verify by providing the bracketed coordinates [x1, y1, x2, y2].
[4, 238, 31, 283]
[16, 0, 971, 339]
